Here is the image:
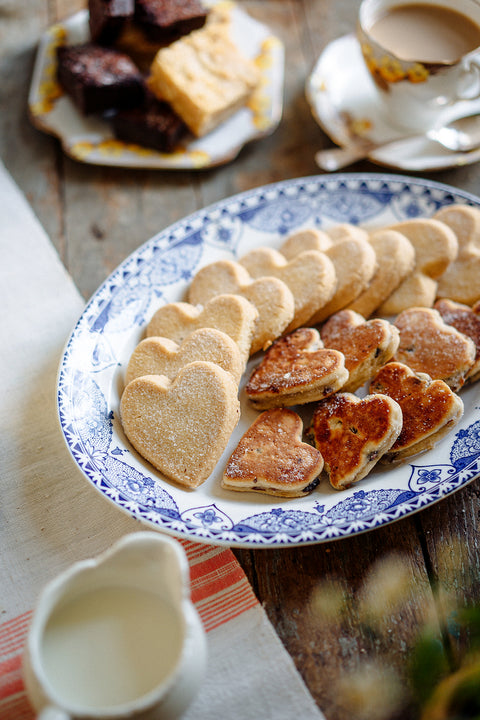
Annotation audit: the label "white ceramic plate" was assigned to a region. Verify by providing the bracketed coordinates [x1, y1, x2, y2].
[28, 3, 284, 169]
[306, 34, 480, 172]
[58, 173, 480, 548]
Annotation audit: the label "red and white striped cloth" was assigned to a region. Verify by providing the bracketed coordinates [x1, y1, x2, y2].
[0, 161, 324, 720]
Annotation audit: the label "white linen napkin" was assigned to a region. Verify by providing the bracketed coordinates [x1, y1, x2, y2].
[0, 160, 325, 720]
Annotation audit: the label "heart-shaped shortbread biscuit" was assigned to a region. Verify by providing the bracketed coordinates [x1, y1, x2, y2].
[369, 362, 463, 462]
[125, 327, 244, 386]
[434, 298, 480, 383]
[435, 204, 480, 305]
[222, 408, 324, 497]
[326, 223, 369, 244]
[347, 228, 415, 318]
[239, 246, 336, 330]
[279, 228, 377, 324]
[120, 361, 240, 488]
[245, 327, 348, 409]
[320, 310, 399, 392]
[309, 238, 377, 324]
[187, 259, 295, 354]
[393, 307, 476, 391]
[146, 294, 258, 364]
[280, 228, 333, 259]
[309, 392, 403, 489]
[378, 218, 458, 315]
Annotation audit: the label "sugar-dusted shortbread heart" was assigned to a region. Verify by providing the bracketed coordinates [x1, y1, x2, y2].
[245, 327, 348, 409]
[309, 238, 377, 324]
[187, 260, 295, 354]
[347, 228, 415, 318]
[434, 298, 480, 383]
[125, 327, 244, 386]
[309, 392, 403, 489]
[434, 204, 480, 305]
[146, 293, 258, 364]
[280, 228, 332, 260]
[239, 246, 337, 330]
[120, 361, 240, 489]
[279, 231, 377, 324]
[325, 223, 369, 244]
[377, 218, 458, 315]
[320, 309, 399, 392]
[222, 408, 324, 497]
[369, 361, 464, 462]
[393, 307, 476, 391]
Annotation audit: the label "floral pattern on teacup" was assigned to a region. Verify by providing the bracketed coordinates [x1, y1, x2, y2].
[359, 39, 430, 91]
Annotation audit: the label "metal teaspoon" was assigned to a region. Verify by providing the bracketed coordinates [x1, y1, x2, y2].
[315, 114, 480, 171]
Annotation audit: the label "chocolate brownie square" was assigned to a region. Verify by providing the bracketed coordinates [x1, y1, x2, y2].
[57, 44, 144, 115]
[112, 95, 188, 152]
[134, 0, 209, 42]
[89, 0, 134, 45]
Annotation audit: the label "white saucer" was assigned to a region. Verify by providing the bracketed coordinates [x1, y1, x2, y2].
[306, 33, 480, 172]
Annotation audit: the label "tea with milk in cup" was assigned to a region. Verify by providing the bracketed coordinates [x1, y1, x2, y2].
[357, 0, 480, 130]
[367, 3, 480, 64]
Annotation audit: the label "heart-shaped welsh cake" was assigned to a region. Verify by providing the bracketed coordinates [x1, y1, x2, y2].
[125, 328, 244, 386]
[393, 307, 476, 391]
[245, 327, 348, 410]
[310, 392, 403, 489]
[222, 408, 324, 497]
[120, 361, 240, 489]
[369, 361, 464, 463]
[146, 294, 258, 364]
[434, 298, 480, 383]
[320, 310, 399, 393]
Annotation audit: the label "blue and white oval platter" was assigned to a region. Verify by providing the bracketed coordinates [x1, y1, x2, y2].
[57, 173, 480, 547]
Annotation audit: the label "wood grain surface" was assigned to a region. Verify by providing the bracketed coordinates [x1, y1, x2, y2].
[2, 1, 480, 718]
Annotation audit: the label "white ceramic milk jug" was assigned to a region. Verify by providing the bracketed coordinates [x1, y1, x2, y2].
[23, 531, 207, 720]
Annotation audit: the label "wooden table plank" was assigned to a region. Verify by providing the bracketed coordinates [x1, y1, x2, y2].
[235, 515, 441, 719]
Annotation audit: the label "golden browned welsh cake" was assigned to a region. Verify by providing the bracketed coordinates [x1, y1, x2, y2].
[245, 327, 348, 409]
[222, 408, 324, 497]
[369, 361, 464, 463]
[393, 306, 476, 391]
[434, 298, 480, 383]
[320, 309, 399, 393]
[309, 392, 403, 489]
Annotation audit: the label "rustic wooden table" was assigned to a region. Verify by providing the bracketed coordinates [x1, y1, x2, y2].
[3, 1, 480, 718]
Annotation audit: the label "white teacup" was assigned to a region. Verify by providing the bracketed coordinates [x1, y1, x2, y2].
[23, 532, 207, 720]
[357, 0, 480, 131]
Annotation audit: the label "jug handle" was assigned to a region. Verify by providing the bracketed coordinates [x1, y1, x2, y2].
[37, 707, 70, 720]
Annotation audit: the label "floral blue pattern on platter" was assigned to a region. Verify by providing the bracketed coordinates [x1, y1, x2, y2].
[57, 173, 480, 548]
